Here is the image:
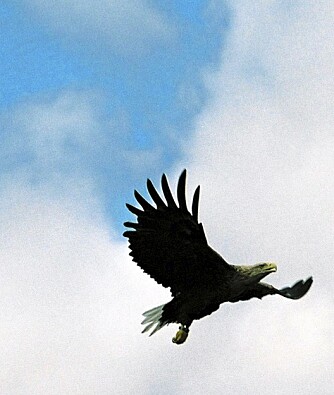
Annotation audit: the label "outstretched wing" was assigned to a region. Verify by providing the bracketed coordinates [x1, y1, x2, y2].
[123, 169, 229, 295]
[230, 277, 313, 302]
[277, 277, 313, 299]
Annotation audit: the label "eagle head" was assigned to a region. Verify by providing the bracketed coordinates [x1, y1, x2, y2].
[235, 262, 277, 284]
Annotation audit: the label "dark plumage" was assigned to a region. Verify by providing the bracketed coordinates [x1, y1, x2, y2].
[123, 170, 313, 344]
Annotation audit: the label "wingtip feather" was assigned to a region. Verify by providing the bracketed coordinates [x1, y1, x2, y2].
[126, 203, 143, 216]
[134, 190, 154, 211]
[147, 178, 166, 208]
[192, 185, 200, 221]
[177, 169, 188, 211]
[161, 173, 177, 208]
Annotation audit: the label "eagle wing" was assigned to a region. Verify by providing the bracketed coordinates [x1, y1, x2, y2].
[123, 170, 229, 296]
[229, 277, 313, 302]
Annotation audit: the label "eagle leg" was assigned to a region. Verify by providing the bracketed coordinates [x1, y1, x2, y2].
[172, 325, 189, 345]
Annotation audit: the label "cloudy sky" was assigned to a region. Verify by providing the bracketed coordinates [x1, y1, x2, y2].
[1, 1, 333, 394]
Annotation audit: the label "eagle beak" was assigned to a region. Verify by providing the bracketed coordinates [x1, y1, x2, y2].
[266, 263, 277, 273]
[172, 326, 189, 345]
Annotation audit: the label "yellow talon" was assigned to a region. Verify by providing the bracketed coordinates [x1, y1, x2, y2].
[172, 327, 189, 344]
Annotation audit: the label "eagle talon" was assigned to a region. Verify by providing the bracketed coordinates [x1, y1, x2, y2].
[172, 325, 189, 344]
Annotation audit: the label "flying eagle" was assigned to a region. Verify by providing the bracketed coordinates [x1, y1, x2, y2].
[123, 170, 313, 344]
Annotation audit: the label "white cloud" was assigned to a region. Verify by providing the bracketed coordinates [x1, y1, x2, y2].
[0, 88, 174, 393]
[170, 1, 334, 393]
[0, 183, 173, 394]
[2, 1, 334, 394]
[19, 0, 175, 56]
[7, 91, 103, 165]
[1, 89, 162, 193]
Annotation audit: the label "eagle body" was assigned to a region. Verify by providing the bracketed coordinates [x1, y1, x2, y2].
[124, 170, 313, 344]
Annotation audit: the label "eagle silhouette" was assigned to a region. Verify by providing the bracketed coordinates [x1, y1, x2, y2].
[124, 170, 313, 344]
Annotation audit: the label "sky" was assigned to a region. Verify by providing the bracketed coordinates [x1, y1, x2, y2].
[0, 1, 333, 394]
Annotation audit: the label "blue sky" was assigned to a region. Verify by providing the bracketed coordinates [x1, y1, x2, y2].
[1, 1, 231, 233]
[1, 1, 333, 394]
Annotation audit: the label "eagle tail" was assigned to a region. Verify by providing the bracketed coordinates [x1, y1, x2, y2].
[141, 304, 168, 336]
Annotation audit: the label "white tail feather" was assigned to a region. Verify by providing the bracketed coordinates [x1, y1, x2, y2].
[141, 304, 166, 335]
[141, 321, 156, 333]
[142, 304, 165, 316]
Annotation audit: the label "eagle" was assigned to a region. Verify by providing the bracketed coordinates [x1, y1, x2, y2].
[123, 170, 313, 344]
